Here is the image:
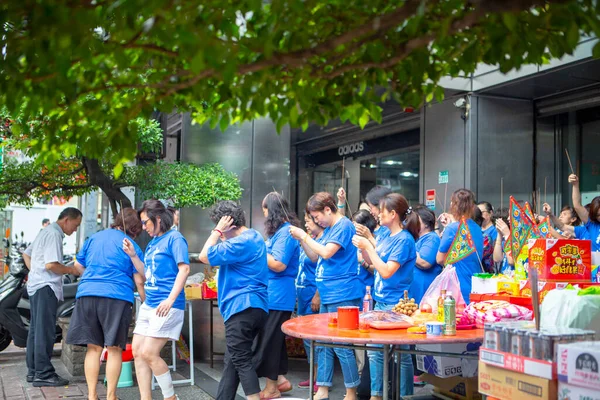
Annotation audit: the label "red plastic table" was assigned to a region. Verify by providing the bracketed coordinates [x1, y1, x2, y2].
[282, 314, 484, 400]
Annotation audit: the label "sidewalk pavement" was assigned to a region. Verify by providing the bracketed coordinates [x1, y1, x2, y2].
[0, 343, 212, 400]
[1, 342, 434, 400]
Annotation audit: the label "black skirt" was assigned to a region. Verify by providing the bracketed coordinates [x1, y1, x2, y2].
[252, 310, 292, 380]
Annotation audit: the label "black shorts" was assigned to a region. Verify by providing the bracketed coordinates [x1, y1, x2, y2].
[66, 296, 133, 349]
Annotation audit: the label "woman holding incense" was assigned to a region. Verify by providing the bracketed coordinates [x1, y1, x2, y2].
[352, 193, 418, 398]
[546, 174, 600, 247]
[477, 201, 497, 273]
[295, 212, 323, 390]
[492, 208, 515, 274]
[542, 203, 589, 240]
[353, 186, 393, 249]
[289, 192, 361, 400]
[436, 189, 484, 304]
[410, 205, 443, 304]
[253, 192, 300, 398]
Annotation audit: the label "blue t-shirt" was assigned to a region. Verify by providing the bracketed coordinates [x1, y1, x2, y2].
[315, 217, 361, 305]
[356, 252, 374, 295]
[583, 221, 600, 248]
[76, 229, 144, 303]
[207, 229, 269, 322]
[143, 230, 190, 311]
[296, 237, 321, 316]
[265, 222, 299, 311]
[410, 231, 443, 303]
[574, 225, 590, 240]
[373, 229, 416, 303]
[375, 225, 391, 243]
[439, 219, 484, 304]
[481, 225, 498, 273]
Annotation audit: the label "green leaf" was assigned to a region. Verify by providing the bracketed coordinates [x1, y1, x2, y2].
[358, 110, 370, 129]
[113, 162, 124, 178]
[593, 41, 600, 59]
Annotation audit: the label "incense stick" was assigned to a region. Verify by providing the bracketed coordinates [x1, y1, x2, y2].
[544, 177, 547, 204]
[341, 157, 353, 215]
[537, 188, 541, 216]
[443, 182, 448, 214]
[500, 178, 503, 212]
[565, 148, 575, 175]
[272, 186, 291, 222]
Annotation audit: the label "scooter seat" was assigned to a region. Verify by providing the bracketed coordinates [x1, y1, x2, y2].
[63, 283, 79, 299]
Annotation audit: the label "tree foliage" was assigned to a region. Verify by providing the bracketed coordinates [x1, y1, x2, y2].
[0, 113, 242, 211]
[1, 0, 599, 167]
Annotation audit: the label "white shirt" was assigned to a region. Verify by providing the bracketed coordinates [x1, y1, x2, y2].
[24, 222, 66, 301]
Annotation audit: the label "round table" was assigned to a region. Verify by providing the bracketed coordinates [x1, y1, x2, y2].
[282, 314, 484, 400]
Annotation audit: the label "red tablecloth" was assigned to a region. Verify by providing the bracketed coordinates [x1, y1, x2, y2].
[282, 313, 484, 345]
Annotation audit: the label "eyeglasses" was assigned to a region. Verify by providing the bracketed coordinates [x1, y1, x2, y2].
[141, 218, 150, 226]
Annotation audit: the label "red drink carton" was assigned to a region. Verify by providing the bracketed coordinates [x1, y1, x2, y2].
[528, 239, 591, 282]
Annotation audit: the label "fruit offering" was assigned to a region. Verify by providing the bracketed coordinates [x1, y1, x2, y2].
[392, 290, 419, 316]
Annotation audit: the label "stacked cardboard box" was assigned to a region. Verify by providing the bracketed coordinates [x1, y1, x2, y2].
[557, 341, 600, 400]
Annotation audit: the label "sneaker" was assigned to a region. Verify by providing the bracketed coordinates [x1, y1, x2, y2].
[297, 379, 318, 392]
[414, 375, 425, 386]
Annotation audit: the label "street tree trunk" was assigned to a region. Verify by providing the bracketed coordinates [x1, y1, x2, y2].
[82, 157, 132, 217]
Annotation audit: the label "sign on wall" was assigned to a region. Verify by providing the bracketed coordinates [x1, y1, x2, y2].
[439, 170, 449, 184]
[426, 189, 436, 210]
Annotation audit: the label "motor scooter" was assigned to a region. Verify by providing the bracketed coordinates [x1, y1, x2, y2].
[0, 235, 78, 353]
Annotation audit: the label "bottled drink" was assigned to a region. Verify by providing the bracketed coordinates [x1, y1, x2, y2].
[444, 291, 457, 336]
[363, 286, 373, 313]
[437, 289, 447, 322]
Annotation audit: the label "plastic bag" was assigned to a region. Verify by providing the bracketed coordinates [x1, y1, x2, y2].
[362, 311, 414, 330]
[462, 300, 532, 328]
[419, 266, 466, 314]
[541, 289, 600, 333]
[185, 272, 205, 285]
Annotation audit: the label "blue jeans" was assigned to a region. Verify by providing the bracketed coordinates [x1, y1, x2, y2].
[367, 302, 414, 396]
[298, 306, 320, 364]
[317, 298, 361, 388]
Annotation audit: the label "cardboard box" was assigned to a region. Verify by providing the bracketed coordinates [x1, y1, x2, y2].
[478, 361, 557, 400]
[529, 239, 592, 282]
[471, 275, 499, 294]
[184, 285, 203, 299]
[558, 341, 600, 390]
[416, 342, 481, 378]
[558, 382, 600, 400]
[419, 374, 481, 400]
[519, 279, 569, 303]
[479, 347, 555, 379]
[497, 280, 520, 295]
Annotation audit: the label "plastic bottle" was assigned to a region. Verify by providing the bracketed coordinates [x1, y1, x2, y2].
[444, 291, 457, 336]
[437, 289, 447, 322]
[363, 286, 373, 313]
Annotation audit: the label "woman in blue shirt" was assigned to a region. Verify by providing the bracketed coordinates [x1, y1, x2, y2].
[436, 189, 484, 304]
[252, 192, 300, 398]
[354, 185, 392, 249]
[410, 205, 443, 304]
[351, 209, 377, 298]
[67, 208, 144, 400]
[129, 200, 190, 400]
[353, 193, 418, 398]
[295, 212, 324, 390]
[477, 201, 497, 273]
[289, 192, 361, 400]
[199, 200, 269, 400]
[547, 174, 599, 246]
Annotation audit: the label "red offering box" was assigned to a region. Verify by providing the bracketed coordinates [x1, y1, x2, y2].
[529, 239, 591, 282]
[479, 347, 556, 380]
[201, 282, 218, 299]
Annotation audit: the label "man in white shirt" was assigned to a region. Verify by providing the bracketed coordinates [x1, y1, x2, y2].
[22, 208, 82, 387]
